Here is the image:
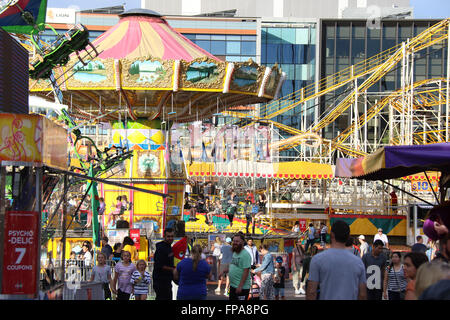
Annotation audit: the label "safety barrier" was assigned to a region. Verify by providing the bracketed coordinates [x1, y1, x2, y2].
[41, 259, 156, 300]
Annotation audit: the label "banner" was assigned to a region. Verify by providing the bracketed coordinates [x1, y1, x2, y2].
[2, 211, 39, 295]
[129, 228, 141, 250]
[299, 218, 307, 233]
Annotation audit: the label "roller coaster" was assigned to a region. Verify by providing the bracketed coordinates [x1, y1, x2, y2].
[225, 18, 450, 163]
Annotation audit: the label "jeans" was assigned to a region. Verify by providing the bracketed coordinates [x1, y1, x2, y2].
[305, 239, 315, 253]
[320, 233, 327, 247]
[274, 287, 285, 297]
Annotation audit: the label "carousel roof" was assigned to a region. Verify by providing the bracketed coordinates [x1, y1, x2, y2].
[92, 9, 218, 61]
[29, 9, 284, 123]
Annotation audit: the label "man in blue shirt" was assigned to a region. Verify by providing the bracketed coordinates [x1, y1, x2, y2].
[411, 235, 428, 254]
[307, 220, 367, 300]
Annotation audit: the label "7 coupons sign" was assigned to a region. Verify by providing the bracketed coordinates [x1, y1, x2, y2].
[2, 211, 39, 295]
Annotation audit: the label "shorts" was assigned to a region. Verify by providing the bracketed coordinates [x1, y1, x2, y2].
[229, 286, 250, 301]
[274, 287, 285, 297]
[219, 263, 230, 275]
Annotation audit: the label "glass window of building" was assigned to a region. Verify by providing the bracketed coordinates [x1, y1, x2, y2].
[241, 41, 256, 56]
[367, 27, 381, 59]
[226, 41, 241, 55]
[351, 24, 365, 65]
[211, 41, 226, 55]
[195, 40, 211, 52]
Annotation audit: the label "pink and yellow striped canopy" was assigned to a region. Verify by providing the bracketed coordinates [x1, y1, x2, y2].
[92, 14, 218, 61]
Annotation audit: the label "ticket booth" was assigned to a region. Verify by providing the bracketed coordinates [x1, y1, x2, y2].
[0, 113, 67, 299]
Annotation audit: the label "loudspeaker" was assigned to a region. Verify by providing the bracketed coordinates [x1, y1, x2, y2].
[116, 220, 129, 229]
[175, 220, 185, 237]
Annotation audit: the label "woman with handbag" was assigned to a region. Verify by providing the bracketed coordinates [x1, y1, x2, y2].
[383, 252, 408, 300]
[251, 244, 275, 300]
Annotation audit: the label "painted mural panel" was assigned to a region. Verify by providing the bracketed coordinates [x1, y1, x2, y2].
[0, 114, 43, 163]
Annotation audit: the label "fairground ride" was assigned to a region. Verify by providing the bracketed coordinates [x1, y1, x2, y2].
[205, 18, 450, 240]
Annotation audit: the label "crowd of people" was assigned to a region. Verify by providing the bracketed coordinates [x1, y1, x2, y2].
[184, 190, 267, 233]
[305, 217, 450, 300]
[55, 200, 450, 301]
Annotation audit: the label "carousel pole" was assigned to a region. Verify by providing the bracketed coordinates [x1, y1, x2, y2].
[446, 23, 450, 141]
[60, 173, 68, 284]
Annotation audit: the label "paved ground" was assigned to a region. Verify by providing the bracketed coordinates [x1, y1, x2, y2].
[205, 278, 305, 300]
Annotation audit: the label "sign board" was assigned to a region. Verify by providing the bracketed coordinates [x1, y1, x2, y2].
[106, 229, 129, 249]
[2, 211, 39, 295]
[46, 8, 76, 24]
[411, 180, 439, 193]
[299, 218, 307, 232]
[129, 229, 140, 250]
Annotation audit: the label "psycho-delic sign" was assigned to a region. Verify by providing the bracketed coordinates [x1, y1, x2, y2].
[2, 211, 39, 295]
[129, 229, 140, 250]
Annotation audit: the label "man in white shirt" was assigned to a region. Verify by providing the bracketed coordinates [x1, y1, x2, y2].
[373, 228, 389, 249]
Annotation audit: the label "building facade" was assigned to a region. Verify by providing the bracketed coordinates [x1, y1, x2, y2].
[36, 2, 448, 159]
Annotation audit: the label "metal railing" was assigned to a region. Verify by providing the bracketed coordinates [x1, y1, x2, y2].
[40, 259, 156, 300]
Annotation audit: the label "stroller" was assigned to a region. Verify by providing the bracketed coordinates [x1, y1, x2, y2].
[248, 273, 261, 300]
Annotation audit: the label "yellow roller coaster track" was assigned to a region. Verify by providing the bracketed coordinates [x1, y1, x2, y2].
[261, 18, 450, 122]
[222, 110, 367, 157]
[226, 19, 450, 154]
[313, 78, 450, 156]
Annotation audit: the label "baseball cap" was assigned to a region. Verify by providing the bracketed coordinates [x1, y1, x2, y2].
[378, 228, 383, 232]
[276, 256, 283, 263]
[225, 237, 232, 243]
[358, 235, 365, 240]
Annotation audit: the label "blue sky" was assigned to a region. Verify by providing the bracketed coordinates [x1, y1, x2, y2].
[47, 0, 450, 19]
[411, 0, 450, 19]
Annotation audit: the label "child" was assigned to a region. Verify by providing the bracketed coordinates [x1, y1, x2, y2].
[107, 196, 122, 227]
[111, 243, 122, 264]
[248, 273, 261, 300]
[89, 253, 112, 300]
[111, 251, 136, 300]
[67, 251, 78, 266]
[130, 259, 151, 300]
[273, 256, 286, 300]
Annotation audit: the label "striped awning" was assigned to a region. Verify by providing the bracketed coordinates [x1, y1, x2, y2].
[401, 171, 440, 181]
[187, 161, 334, 179]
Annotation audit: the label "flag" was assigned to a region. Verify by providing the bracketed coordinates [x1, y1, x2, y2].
[173, 236, 188, 266]
[88, 164, 100, 247]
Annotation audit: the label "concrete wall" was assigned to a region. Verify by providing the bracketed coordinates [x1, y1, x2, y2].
[142, 0, 412, 18]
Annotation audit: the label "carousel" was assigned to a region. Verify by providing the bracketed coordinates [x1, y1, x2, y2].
[28, 9, 285, 261]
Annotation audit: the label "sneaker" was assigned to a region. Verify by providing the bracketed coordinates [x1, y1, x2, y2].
[294, 289, 301, 295]
[215, 288, 221, 294]
[299, 288, 306, 295]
